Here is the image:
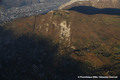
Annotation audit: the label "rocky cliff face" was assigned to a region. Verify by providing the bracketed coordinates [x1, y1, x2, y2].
[59, 0, 120, 9]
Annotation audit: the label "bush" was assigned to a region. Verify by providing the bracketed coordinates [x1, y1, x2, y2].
[102, 52, 111, 57]
[53, 12, 62, 16]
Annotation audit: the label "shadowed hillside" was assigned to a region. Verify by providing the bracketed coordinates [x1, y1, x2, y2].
[68, 6, 120, 15]
[0, 25, 97, 80]
[0, 9, 120, 79]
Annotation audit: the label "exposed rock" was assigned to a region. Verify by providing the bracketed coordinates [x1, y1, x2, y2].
[60, 21, 71, 45]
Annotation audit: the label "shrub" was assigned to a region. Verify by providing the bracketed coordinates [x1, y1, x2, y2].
[102, 52, 111, 57]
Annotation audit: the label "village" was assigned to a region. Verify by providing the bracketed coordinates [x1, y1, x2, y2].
[0, 1, 65, 23]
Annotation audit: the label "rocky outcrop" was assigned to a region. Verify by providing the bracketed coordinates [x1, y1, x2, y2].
[34, 11, 71, 45]
[60, 21, 71, 45]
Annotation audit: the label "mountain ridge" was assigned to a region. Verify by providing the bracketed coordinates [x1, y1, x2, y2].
[0, 0, 120, 79]
[0, 8, 120, 79]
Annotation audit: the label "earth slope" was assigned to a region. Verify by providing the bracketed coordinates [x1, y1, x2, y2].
[0, 10, 120, 79]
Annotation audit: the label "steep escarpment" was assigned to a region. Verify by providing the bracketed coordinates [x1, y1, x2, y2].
[0, 10, 120, 79]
